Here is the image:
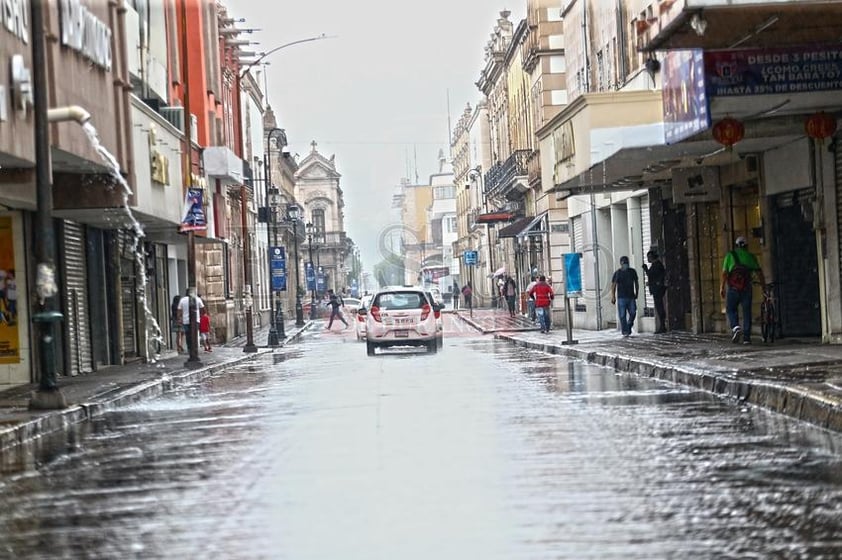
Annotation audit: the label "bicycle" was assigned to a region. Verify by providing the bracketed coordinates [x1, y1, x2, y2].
[760, 282, 779, 343]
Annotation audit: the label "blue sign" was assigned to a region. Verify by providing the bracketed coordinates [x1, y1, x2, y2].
[563, 253, 582, 296]
[270, 246, 287, 291]
[316, 266, 326, 293]
[305, 262, 316, 290]
[704, 45, 842, 97]
[463, 250, 478, 265]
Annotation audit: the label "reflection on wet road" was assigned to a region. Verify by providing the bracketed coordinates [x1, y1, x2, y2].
[2, 325, 842, 559]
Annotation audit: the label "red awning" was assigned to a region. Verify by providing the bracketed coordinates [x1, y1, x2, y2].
[475, 212, 514, 224]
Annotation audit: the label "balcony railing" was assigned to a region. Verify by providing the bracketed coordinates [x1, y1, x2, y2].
[484, 150, 531, 199]
[527, 149, 541, 188]
[318, 231, 346, 248]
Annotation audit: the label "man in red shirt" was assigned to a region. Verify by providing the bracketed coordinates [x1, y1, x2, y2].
[528, 275, 554, 333]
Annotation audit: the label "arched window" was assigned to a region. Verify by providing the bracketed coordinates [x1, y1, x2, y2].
[312, 208, 326, 233]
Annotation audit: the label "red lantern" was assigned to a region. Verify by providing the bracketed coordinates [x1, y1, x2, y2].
[712, 117, 745, 147]
[805, 112, 837, 140]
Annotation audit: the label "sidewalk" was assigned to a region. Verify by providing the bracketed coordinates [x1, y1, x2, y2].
[455, 308, 540, 333]
[490, 326, 842, 433]
[0, 320, 312, 453]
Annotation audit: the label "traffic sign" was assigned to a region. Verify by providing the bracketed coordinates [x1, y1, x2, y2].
[463, 250, 478, 265]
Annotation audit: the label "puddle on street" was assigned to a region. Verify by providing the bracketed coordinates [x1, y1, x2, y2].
[0, 336, 840, 559]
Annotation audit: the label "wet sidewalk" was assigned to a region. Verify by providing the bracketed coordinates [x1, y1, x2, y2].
[456, 308, 541, 333]
[0, 320, 312, 453]
[491, 326, 842, 432]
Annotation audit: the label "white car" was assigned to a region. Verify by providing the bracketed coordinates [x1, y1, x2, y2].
[429, 287, 443, 305]
[354, 294, 373, 341]
[342, 297, 362, 314]
[361, 288, 441, 355]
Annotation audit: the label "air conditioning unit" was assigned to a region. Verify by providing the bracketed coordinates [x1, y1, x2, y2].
[159, 107, 198, 143]
[160, 107, 184, 133]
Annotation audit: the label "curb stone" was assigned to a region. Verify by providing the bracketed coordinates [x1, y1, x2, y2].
[496, 332, 842, 433]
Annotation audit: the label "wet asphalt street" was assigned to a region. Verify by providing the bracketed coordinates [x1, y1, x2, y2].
[2, 318, 842, 559]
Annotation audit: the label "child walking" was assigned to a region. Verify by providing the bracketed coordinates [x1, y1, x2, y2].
[199, 307, 212, 352]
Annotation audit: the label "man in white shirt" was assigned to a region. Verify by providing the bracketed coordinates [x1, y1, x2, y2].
[178, 290, 204, 350]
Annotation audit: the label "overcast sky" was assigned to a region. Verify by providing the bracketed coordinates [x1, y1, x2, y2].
[226, 0, 523, 270]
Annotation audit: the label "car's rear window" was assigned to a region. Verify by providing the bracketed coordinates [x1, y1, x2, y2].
[373, 291, 426, 310]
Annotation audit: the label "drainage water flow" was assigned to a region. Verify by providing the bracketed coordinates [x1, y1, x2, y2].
[82, 122, 165, 361]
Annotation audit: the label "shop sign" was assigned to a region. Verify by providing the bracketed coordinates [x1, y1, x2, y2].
[0, 217, 20, 364]
[148, 125, 170, 185]
[705, 46, 842, 97]
[671, 166, 720, 203]
[2, 0, 29, 43]
[663, 49, 709, 144]
[59, 0, 112, 72]
[552, 120, 575, 163]
[552, 120, 575, 184]
[10, 53, 32, 115]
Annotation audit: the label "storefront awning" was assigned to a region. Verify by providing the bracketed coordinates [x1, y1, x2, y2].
[549, 133, 802, 200]
[475, 212, 515, 224]
[497, 212, 548, 239]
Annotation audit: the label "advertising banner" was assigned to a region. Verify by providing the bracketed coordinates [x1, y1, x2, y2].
[705, 45, 842, 97]
[663, 49, 709, 144]
[270, 246, 287, 291]
[180, 187, 207, 232]
[305, 262, 316, 291]
[0, 217, 19, 364]
[564, 253, 582, 297]
[316, 266, 326, 293]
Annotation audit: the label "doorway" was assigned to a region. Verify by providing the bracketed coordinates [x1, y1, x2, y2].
[773, 190, 821, 337]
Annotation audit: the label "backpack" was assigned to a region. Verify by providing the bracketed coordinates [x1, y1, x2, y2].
[727, 251, 751, 291]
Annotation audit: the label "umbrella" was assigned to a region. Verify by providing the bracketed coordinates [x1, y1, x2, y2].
[490, 267, 507, 278]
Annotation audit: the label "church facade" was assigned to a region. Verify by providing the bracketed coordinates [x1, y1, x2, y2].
[295, 142, 353, 296]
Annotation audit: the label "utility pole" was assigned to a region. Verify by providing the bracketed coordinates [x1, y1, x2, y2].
[29, 0, 66, 409]
[241, 185, 257, 352]
[181, 0, 201, 368]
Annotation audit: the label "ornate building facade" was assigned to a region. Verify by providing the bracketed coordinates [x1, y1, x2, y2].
[294, 143, 351, 296]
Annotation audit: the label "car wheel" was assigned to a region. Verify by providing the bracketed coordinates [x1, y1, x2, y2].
[366, 341, 376, 356]
[437, 337, 443, 350]
[427, 339, 438, 353]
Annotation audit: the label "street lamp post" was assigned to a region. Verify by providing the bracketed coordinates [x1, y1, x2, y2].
[264, 128, 286, 347]
[306, 222, 320, 320]
[239, 34, 336, 79]
[241, 184, 257, 353]
[287, 203, 305, 327]
[29, 0, 66, 409]
[267, 185, 285, 345]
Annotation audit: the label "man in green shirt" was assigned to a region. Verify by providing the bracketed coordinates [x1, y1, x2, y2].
[720, 236, 765, 344]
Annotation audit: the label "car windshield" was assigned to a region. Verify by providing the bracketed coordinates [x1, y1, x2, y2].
[373, 291, 426, 310]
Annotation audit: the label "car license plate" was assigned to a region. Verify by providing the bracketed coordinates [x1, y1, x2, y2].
[394, 330, 409, 337]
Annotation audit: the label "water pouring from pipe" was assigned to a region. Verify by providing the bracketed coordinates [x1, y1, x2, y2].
[80, 120, 166, 362]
